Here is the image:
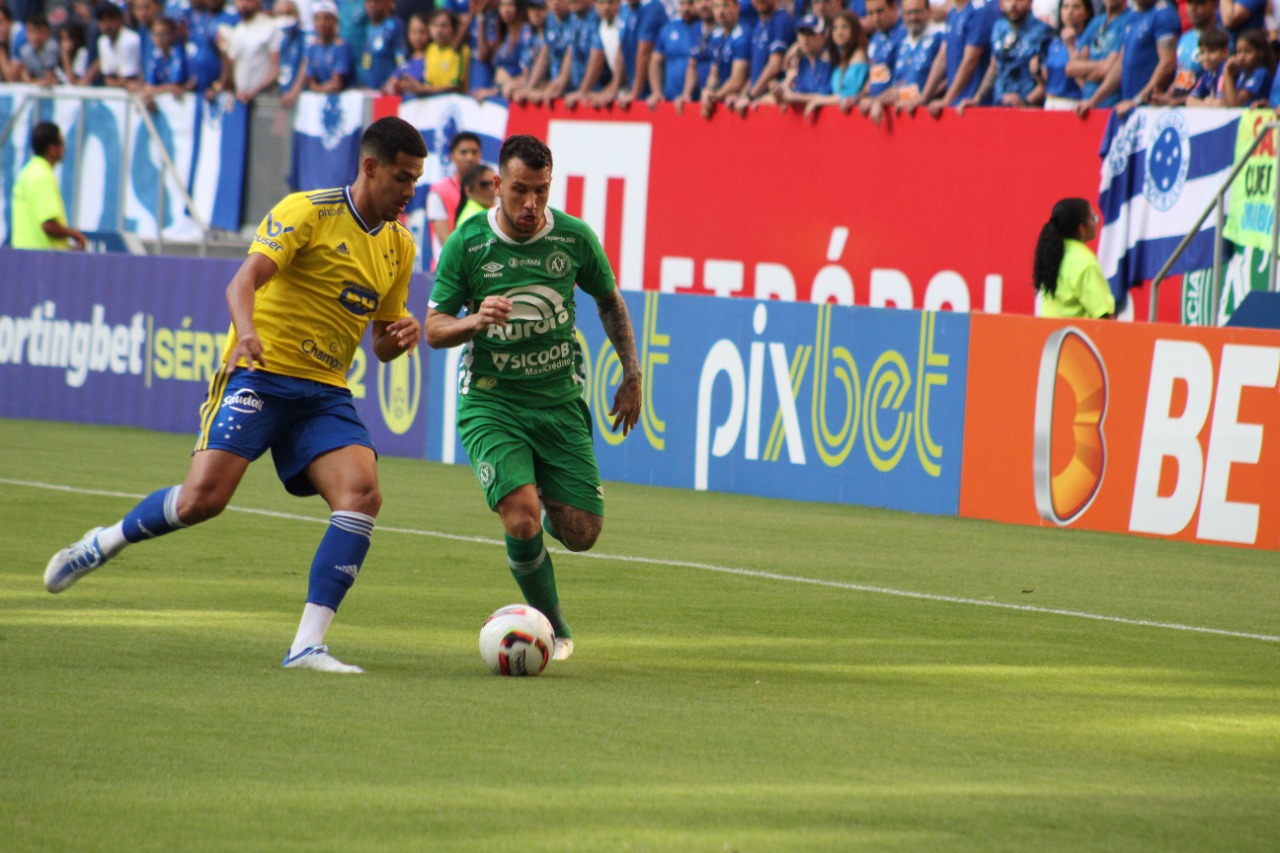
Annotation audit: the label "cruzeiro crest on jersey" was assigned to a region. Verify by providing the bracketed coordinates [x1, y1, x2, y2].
[484, 285, 571, 342]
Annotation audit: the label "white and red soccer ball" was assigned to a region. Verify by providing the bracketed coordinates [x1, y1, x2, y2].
[478, 604, 556, 676]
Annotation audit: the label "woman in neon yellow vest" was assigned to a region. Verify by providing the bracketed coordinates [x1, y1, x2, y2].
[1033, 197, 1115, 319]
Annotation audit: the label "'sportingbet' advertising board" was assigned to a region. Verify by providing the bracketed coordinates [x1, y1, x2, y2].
[4, 250, 1279, 550]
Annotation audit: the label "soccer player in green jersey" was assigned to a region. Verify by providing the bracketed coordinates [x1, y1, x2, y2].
[425, 134, 642, 662]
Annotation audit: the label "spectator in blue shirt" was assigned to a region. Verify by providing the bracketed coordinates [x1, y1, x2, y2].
[917, 0, 996, 115]
[465, 0, 502, 94]
[683, 0, 716, 104]
[525, 0, 579, 103]
[185, 0, 235, 93]
[1186, 27, 1227, 105]
[699, 0, 750, 115]
[648, 0, 701, 106]
[142, 15, 194, 100]
[1151, 0, 1215, 106]
[802, 11, 869, 118]
[1077, 0, 1178, 117]
[862, 0, 905, 100]
[133, 0, 162, 73]
[295, 0, 356, 95]
[1034, 0, 1090, 109]
[275, 0, 306, 99]
[959, 0, 1052, 110]
[862, 0, 935, 121]
[1218, 0, 1266, 41]
[505, 0, 549, 99]
[616, 0, 668, 106]
[358, 0, 405, 89]
[731, 0, 795, 114]
[562, 0, 612, 107]
[774, 14, 832, 109]
[473, 0, 529, 99]
[1221, 28, 1271, 106]
[1064, 0, 1127, 109]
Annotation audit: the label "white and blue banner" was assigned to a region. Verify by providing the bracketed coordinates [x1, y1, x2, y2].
[190, 95, 249, 233]
[1097, 107, 1240, 309]
[0, 84, 247, 244]
[398, 94, 508, 270]
[288, 91, 369, 192]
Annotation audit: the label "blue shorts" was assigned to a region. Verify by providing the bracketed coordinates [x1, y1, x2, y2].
[195, 368, 374, 497]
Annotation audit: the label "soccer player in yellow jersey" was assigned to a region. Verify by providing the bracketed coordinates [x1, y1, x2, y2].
[44, 117, 428, 674]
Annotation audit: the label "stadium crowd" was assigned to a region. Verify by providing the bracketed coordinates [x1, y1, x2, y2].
[0, 0, 1277, 117]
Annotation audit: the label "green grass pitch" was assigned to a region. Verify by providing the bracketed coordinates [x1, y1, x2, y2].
[1, 418, 1277, 852]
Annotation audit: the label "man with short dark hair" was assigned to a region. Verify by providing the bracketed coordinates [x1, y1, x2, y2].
[425, 133, 643, 663]
[427, 131, 484, 267]
[861, 0, 905, 105]
[44, 117, 427, 675]
[90, 2, 143, 87]
[11, 123, 87, 251]
[16, 16, 60, 83]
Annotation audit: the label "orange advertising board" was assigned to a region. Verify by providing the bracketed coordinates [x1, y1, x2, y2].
[961, 313, 1280, 550]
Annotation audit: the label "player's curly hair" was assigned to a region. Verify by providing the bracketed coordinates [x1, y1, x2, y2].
[1033, 197, 1093, 297]
[499, 135, 553, 173]
[360, 116, 428, 163]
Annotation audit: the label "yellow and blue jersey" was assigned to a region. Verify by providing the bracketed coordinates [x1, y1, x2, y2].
[228, 185, 415, 388]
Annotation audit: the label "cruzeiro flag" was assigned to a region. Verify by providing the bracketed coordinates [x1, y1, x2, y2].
[1097, 108, 1240, 311]
[289, 91, 369, 193]
[397, 94, 508, 271]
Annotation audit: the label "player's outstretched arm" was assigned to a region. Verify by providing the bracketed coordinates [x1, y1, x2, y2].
[424, 297, 514, 348]
[371, 317, 421, 361]
[224, 252, 279, 371]
[594, 289, 642, 436]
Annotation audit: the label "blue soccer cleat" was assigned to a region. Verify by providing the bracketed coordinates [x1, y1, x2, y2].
[44, 527, 108, 593]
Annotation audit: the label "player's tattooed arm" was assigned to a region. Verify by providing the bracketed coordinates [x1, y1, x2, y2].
[595, 290, 642, 436]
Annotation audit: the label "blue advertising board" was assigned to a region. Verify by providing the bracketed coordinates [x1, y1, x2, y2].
[0, 249, 430, 460]
[427, 291, 971, 516]
[1, 250, 969, 516]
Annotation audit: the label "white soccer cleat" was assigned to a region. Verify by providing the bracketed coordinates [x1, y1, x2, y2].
[282, 645, 365, 674]
[552, 637, 574, 661]
[44, 527, 108, 593]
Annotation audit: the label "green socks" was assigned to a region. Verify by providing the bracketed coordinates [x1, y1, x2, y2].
[506, 532, 572, 639]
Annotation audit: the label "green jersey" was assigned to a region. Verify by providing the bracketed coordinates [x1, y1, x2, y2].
[430, 207, 617, 407]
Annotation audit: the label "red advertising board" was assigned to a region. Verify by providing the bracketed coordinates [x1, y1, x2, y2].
[504, 104, 1164, 317]
[961, 313, 1280, 549]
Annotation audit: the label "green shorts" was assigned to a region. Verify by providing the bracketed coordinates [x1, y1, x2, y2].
[457, 396, 604, 516]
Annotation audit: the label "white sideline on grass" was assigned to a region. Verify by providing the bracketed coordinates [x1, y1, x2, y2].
[7, 476, 1279, 645]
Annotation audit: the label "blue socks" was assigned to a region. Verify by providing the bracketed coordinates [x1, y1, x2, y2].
[306, 511, 375, 610]
[121, 486, 187, 543]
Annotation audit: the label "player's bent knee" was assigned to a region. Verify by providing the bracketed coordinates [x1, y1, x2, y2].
[560, 522, 602, 553]
[344, 485, 382, 517]
[176, 488, 231, 524]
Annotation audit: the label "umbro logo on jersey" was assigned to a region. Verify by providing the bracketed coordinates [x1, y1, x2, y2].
[336, 242, 351, 256]
[481, 262, 504, 273]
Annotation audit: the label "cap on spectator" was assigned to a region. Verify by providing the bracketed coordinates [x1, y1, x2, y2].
[796, 14, 824, 33]
[94, 1, 124, 19]
[526, 0, 547, 6]
[311, 0, 339, 16]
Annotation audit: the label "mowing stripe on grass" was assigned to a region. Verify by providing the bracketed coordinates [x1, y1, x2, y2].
[8, 476, 1279, 644]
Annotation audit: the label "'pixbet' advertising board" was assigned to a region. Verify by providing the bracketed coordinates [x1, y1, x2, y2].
[427, 292, 971, 516]
[961, 313, 1280, 549]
